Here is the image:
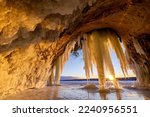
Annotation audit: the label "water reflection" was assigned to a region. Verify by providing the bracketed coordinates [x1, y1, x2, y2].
[84, 81, 122, 100]
[48, 83, 150, 100]
[49, 86, 60, 100]
[116, 90, 122, 100]
[2, 82, 150, 100]
[99, 92, 108, 100]
[97, 89, 121, 100]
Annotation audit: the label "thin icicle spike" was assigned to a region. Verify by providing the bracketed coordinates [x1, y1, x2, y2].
[82, 40, 90, 79]
[54, 41, 76, 85]
[85, 34, 94, 75]
[133, 38, 146, 56]
[108, 31, 129, 76]
[55, 56, 62, 85]
[82, 33, 94, 80]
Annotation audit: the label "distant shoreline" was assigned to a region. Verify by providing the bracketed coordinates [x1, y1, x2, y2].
[60, 77, 136, 81]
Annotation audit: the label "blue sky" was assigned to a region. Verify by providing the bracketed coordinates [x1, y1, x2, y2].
[62, 50, 135, 78]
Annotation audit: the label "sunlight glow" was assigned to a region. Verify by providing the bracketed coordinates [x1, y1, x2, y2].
[107, 75, 114, 81]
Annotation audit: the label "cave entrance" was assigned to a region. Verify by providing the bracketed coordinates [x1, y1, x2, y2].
[50, 29, 135, 90]
[60, 47, 135, 87]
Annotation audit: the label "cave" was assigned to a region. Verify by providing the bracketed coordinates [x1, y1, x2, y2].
[0, 0, 150, 99]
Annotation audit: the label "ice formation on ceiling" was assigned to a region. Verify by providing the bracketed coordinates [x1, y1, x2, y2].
[82, 30, 128, 90]
[50, 29, 128, 90]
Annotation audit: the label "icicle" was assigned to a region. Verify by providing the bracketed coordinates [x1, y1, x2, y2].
[89, 31, 106, 90]
[98, 31, 115, 78]
[133, 38, 146, 56]
[54, 41, 76, 85]
[61, 41, 76, 68]
[82, 40, 90, 79]
[55, 56, 62, 85]
[85, 34, 94, 75]
[82, 38, 93, 83]
[108, 31, 129, 76]
[102, 39, 120, 88]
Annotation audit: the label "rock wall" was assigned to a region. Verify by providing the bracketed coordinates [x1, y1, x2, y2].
[0, 0, 150, 98]
[0, 0, 91, 98]
[0, 36, 71, 98]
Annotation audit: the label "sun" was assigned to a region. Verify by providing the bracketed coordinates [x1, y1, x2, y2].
[108, 75, 114, 81]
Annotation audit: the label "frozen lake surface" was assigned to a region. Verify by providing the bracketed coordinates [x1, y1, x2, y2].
[3, 81, 150, 100]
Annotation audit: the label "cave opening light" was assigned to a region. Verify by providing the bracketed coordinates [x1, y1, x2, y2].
[50, 29, 130, 91]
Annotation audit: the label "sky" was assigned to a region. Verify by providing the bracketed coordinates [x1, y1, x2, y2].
[62, 50, 135, 78]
